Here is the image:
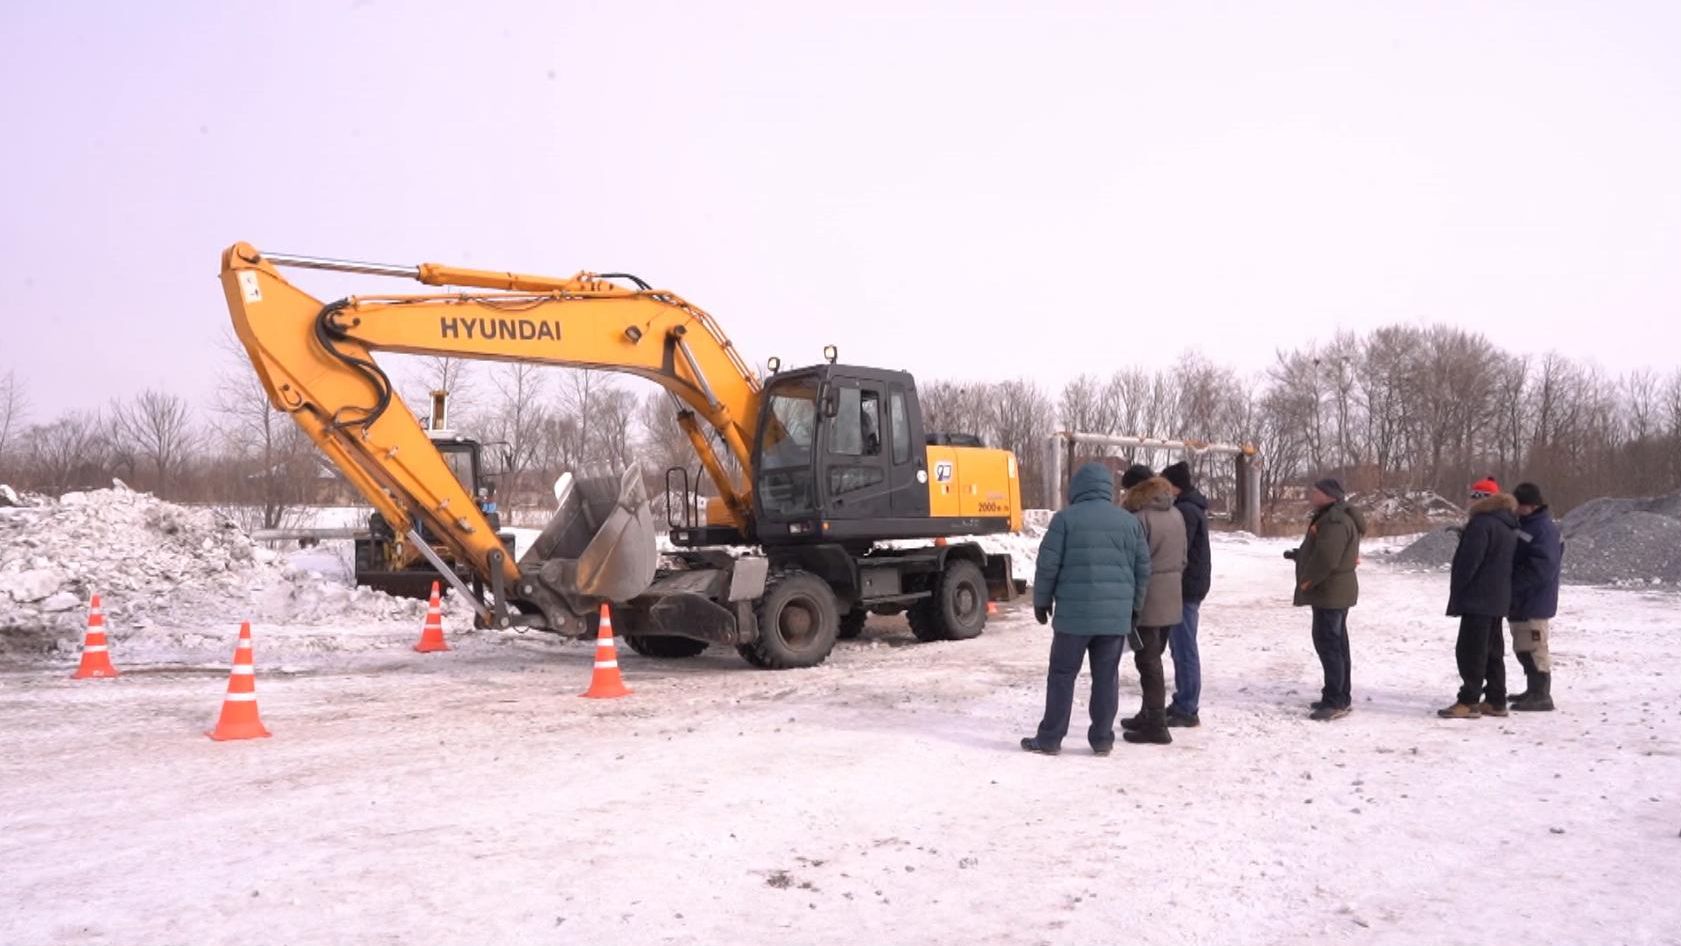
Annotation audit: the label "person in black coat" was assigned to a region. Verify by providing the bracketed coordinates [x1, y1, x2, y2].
[1438, 478, 1520, 719]
[1161, 461, 1210, 727]
[1508, 482, 1563, 711]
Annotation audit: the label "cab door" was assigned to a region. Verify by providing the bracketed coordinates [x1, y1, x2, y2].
[820, 380, 893, 521]
[887, 383, 930, 518]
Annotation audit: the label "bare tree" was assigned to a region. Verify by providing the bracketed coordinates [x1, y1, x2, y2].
[920, 380, 994, 441]
[485, 362, 548, 506]
[1058, 374, 1108, 433]
[593, 385, 639, 475]
[110, 390, 198, 498]
[1320, 331, 1364, 476]
[405, 357, 479, 424]
[212, 340, 318, 529]
[0, 368, 28, 478]
[1173, 353, 1230, 441]
[1107, 368, 1152, 438]
[987, 378, 1053, 503]
[25, 411, 109, 494]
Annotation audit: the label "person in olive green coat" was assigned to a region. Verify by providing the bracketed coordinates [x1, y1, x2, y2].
[1287, 478, 1366, 721]
[1022, 463, 1152, 756]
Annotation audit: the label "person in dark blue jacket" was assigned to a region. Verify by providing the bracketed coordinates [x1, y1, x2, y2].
[1161, 460, 1211, 727]
[1508, 482, 1562, 711]
[1022, 463, 1152, 756]
[1438, 478, 1520, 719]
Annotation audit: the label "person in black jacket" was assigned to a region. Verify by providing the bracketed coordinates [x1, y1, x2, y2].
[1438, 478, 1520, 720]
[1509, 482, 1562, 711]
[1161, 461, 1210, 727]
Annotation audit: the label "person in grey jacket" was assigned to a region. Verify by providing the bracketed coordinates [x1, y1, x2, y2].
[1117, 464, 1188, 746]
[1022, 463, 1152, 756]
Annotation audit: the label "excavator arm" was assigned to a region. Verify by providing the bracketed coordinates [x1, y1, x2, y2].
[219, 242, 763, 630]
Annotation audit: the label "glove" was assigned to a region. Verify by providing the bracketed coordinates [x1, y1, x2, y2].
[1282, 548, 1298, 561]
[1034, 604, 1052, 625]
[1127, 626, 1145, 651]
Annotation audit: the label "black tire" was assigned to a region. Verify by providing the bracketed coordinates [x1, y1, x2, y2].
[741, 571, 840, 669]
[837, 609, 868, 641]
[908, 559, 988, 642]
[623, 635, 710, 658]
[735, 643, 771, 668]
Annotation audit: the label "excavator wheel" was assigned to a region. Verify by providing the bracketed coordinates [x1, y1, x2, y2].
[624, 635, 710, 659]
[739, 571, 840, 669]
[735, 643, 772, 668]
[908, 559, 988, 642]
[836, 608, 868, 641]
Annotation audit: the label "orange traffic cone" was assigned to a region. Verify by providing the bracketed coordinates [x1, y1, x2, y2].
[580, 603, 631, 699]
[986, 600, 999, 616]
[207, 621, 271, 741]
[72, 593, 119, 679]
[414, 582, 449, 653]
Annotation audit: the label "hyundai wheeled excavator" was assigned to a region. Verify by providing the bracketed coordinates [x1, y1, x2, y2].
[219, 243, 1023, 669]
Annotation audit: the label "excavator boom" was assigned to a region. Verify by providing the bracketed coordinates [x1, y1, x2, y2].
[221, 242, 763, 632]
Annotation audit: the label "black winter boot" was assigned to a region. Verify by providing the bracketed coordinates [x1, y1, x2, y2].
[1123, 709, 1173, 745]
[1119, 706, 1148, 732]
[1510, 652, 1538, 706]
[1512, 672, 1554, 712]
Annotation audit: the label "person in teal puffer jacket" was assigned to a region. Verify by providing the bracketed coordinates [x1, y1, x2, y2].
[1021, 463, 1153, 756]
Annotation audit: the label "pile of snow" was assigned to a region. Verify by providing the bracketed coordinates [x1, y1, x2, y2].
[1389, 490, 1681, 586]
[0, 486, 437, 653]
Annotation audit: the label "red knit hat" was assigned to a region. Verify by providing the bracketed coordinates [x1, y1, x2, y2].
[1469, 478, 1500, 497]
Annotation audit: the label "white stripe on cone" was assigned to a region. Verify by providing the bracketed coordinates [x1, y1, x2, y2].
[594, 660, 619, 669]
[222, 692, 258, 702]
[81, 645, 108, 653]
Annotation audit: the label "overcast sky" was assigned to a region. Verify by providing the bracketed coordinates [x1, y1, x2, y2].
[4, 1, 1679, 416]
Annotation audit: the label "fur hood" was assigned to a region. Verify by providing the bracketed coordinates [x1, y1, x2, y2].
[1122, 476, 1175, 513]
[1468, 492, 1519, 518]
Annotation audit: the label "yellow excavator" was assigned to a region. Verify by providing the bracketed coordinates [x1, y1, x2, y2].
[219, 243, 1022, 668]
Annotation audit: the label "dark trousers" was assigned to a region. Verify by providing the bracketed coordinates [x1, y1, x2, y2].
[1036, 632, 1125, 750]
[1455, 615, 1507, 706]
[1132, 627, 1170, 711]
[1310, 607, 1352, 709]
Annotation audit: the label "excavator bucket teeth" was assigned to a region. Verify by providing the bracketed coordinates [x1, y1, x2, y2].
[521, 464, 658, 602]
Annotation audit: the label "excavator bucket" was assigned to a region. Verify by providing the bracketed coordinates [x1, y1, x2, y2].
[520, 464, 659, 602]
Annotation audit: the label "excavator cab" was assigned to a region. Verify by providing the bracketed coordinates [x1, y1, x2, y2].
[749, 365, 935, 544]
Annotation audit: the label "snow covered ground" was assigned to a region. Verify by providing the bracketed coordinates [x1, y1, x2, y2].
[2, 533, 1678, 945]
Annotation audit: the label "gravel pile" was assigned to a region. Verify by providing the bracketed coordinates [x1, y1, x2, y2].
[0, 485, 436, 653]
[1391, 491, 1681, 586]
[1558, 494, 1681, 586]
[1390, 527, 1462, 568]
